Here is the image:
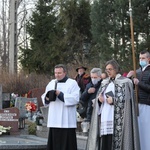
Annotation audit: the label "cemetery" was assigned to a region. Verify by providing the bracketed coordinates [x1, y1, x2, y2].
[1, 0, 147, 149]
[0, 85, 87, 150]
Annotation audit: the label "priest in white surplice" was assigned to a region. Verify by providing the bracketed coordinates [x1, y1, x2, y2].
[41, 64, 80, 150]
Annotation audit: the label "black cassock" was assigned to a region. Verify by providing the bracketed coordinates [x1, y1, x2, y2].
[47, 128, 77, 150]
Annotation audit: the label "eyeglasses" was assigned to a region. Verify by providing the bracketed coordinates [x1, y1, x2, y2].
[105, 68, 115, 72]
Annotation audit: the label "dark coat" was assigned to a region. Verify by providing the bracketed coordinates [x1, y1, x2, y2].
[80, 80, 102, 120]
[75, 73, 91, 94]
[137, 65, 150, 105]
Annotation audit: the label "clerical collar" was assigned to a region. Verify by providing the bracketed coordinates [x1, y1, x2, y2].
[58, 76, 68, 83]
[109, 78, 115, 82]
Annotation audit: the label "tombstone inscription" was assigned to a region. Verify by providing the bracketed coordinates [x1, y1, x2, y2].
[0, 107, 19, 134]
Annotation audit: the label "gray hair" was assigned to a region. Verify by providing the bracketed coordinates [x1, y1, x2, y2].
[105, 59, 120, 73]
[140, 50, 150, 58]
[90, 68, 102, 77]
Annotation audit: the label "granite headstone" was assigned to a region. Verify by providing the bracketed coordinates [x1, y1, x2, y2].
[40, 106, 48, 126]
[2, 92, 11, 108]
[0, 107, 19, 134]
[15, 97, 37, 118]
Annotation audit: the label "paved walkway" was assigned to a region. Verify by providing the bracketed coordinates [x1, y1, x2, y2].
[0, 134, 87, 150]
[0, 132, 87, 150]
[0, 135, 47, 150]
[0, 120, 88, 150]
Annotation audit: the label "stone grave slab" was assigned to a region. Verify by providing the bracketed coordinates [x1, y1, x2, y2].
[15, 97, 37, 118]
[2, 92, 11, 108]
[40, 106, 48, 126]
[0, 107, 19, 134]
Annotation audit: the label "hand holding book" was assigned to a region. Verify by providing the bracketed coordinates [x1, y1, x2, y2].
[105, 91, 114, 105]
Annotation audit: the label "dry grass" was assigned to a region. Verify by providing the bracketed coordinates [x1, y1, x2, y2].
[0, 64, 91, 96]
[0, 71, 50, 96]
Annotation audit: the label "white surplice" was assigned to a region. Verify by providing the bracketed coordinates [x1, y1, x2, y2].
[100, 81, 115, 136]
[41, 78, 80, 128]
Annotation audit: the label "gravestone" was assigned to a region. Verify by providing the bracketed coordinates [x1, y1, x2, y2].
[2, 92, 11, 108]
[0, 85, 2, 109]
[15, 97, 37, 118]
[36, 106, 49, 138]
[0, 107, 19, 134]
[40, 106, 48, 126]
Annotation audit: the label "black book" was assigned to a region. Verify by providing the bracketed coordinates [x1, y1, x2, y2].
[105, 91, 114, 98]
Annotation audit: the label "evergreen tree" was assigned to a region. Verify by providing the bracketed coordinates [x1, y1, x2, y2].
[58, 0, 92, 65]
[90, 0, 150, 71]
[90, 0, 135, 71]
[132, 0, 150, 52]
[19, 0, 149, 73]
[19, 0, 63, 74]
[90, 0, 113, 68]
[19, 0, 92, 74]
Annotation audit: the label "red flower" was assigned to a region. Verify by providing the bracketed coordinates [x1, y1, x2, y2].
[25, 101, 37, 112]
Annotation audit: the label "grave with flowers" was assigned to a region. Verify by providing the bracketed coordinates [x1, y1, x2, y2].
[15, 97, 38, 119]
[13, 97, 38, 131]
[25, 101, 37, 120]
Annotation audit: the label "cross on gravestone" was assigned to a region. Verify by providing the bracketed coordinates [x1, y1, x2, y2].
[0, 107, 19, 134]
[15, 97, 37, 118]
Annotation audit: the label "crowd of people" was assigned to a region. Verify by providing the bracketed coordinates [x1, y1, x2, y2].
[41, 50, 150, 150]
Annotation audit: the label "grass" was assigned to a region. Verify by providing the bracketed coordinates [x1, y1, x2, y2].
[0, 71, 50, 96]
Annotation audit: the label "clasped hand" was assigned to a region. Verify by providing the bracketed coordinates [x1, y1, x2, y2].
[88, 87, 96, 94]
[55, 90, 60, 96]
[98, 93, 113, 104]
[106, 95, 113, 104]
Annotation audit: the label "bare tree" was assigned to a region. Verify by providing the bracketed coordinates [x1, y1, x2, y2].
[0, 0, 37, 73]
[0, 0, 9, 72]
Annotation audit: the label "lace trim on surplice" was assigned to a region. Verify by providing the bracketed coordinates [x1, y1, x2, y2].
[100, 121, 113, 136]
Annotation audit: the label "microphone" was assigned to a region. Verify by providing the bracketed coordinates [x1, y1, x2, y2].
[55, 80, 58, 90]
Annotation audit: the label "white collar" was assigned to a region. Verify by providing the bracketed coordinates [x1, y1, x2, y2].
[142, 64, 150, 71]
[108, 73, 121, 81]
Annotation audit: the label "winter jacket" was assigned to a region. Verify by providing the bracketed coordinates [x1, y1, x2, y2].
[80, 80, 102, 120]
[137, 65, 150, 105]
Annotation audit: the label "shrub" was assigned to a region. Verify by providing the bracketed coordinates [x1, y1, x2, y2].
[0, 71, 50, 96]
[28, 122, 37, 135]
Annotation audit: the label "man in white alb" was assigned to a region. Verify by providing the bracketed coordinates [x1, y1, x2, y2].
[41, 64, 80, 150]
